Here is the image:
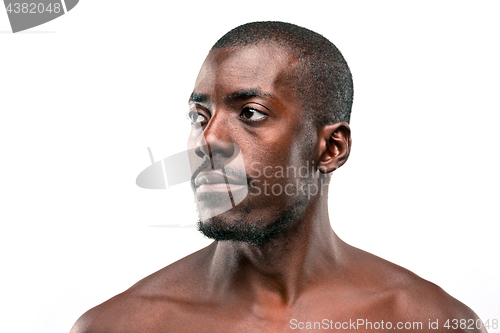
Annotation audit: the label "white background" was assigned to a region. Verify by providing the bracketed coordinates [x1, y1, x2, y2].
[1, 1, 499, 332]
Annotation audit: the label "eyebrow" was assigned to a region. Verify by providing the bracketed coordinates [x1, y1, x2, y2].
[188, 89, 275, 105]
[188, 92, 208, 104]
[223, 89, 274, 104]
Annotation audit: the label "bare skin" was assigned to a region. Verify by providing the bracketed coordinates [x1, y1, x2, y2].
[71, 45, 487, 333]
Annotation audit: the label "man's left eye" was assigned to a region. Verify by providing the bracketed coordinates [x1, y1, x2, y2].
[240, 108, 267, 121]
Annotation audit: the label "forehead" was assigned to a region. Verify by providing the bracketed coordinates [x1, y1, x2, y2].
[193, 45, 299, 104]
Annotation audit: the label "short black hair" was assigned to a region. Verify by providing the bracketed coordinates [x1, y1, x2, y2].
[212, 21, 353, 126]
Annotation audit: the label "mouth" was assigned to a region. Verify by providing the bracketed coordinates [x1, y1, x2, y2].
[194, 171, 247, 193]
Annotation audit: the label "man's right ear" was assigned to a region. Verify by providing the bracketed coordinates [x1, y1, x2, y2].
[317, 122, 352, 174]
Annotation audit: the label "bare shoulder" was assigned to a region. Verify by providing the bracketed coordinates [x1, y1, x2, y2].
[344, 244, 487, 332]
[389, 275, 486, 333]
[70, 243, 215, 333]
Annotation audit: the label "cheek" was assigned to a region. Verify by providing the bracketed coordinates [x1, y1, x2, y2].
[244, 149, 297, 186]
[237, 121, 310, 180]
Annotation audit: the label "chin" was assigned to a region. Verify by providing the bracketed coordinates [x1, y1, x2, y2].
[197, 217, 275, 245]
[196, 201, 306, 246]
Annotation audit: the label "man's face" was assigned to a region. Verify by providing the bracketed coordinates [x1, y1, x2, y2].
[188, 44, 319, 244]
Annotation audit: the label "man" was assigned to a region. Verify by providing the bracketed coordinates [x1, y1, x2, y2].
[71, 22, 487, 332]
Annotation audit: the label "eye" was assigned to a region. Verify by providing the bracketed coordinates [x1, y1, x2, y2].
[240, 107, 267, 121]
[188, 110, 207, 124]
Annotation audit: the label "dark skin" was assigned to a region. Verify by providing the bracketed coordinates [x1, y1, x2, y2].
[71, 44, 487, 333]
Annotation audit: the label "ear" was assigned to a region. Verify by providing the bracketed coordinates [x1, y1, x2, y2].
[317, 122, 352, 173]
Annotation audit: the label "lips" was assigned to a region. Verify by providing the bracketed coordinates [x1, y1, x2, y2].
[193, 169, 250, 208]
[194, 171, 246, 188]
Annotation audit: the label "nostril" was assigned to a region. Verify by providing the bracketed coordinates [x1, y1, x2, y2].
[195, 144, 210, 159]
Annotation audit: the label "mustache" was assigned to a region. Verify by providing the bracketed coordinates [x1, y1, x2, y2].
[190, 157, 252, 189]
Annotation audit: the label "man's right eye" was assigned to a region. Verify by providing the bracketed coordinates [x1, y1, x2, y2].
[188, 111, 207, 124]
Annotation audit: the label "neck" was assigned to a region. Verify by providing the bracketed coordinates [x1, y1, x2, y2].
[206, 198, 344, 306]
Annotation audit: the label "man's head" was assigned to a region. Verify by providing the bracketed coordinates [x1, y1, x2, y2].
[188, 21, 353, 245]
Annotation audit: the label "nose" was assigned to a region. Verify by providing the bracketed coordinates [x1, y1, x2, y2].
[194, 113, 235, 159]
